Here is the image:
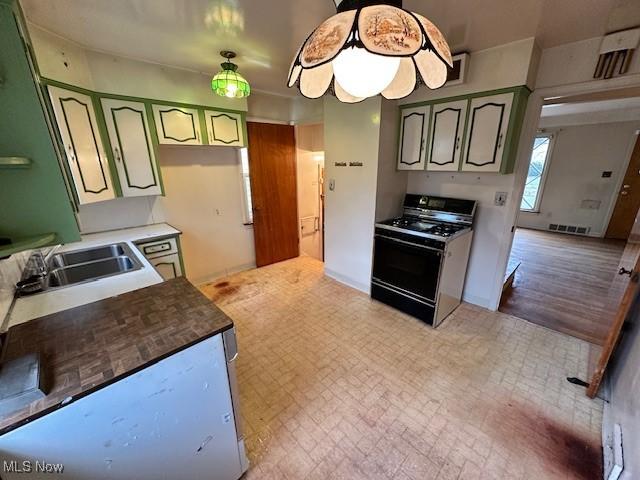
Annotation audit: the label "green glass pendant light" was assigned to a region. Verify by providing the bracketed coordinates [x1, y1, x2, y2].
[211, 51, 251, 98]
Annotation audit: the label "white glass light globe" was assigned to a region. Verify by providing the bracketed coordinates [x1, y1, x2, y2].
[332, 47, 400, 98]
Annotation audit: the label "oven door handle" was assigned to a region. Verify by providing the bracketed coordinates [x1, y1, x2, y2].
[375, 234, 442, 254]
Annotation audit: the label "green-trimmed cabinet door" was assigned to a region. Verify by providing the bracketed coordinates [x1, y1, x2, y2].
[48, 86, 116, 204]
[101, 98, 162, 197]
[150, 253, 183, 280]
[397, 106, 430, 170]
[204, 110, 245, 147]
[427, 100, 468, 171]
[152, 104, 202, 145]
[461, 93, 514, 173]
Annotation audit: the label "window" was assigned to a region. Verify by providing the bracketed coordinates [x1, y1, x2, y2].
[520, 135, 553, 212]
[239, 148, 253, 224]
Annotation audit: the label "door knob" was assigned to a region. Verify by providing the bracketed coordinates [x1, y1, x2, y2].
[621, 191, 629, 196]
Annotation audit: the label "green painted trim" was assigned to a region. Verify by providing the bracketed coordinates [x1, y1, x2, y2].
[424, 105, 433, 169]
[40, 77, 246, 116]
[400, 85, 532, 111]
[500, 87, 531, 174]
[0, 232, 55, 258]
[110, 106, 158, 190]
[175, 235, 186, 277]
[458, 99, 472, 172]
[0, 156, 30, 167]
[144, 103, 166, 196]
[198, 108, 209, 145]
[240, 111, 248, 147]
[90, 92, 123, 196]
[399, 85, 532, 174]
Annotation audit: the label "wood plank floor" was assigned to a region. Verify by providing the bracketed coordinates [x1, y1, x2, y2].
[499, 228, 626, 345]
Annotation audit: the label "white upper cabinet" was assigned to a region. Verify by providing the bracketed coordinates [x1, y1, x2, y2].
[101, 98, 162, 197]
[427, 100, 468, 172]
[48, 86, 116, 204]
[152, 105, 202, 145]
[461, 93, 514, 172]
[397, 106, 430, 170]
[204, 110, 245, 147]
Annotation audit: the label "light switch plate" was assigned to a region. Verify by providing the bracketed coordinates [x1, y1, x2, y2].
[495, 192, 507, 206]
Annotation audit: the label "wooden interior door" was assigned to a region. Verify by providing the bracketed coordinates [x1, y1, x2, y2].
[587, 242, 640, 397]
[606, 134, 640, 239]
[247, 122, 299, 267]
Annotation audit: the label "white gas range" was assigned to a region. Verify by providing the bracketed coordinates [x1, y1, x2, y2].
[372, 194, 476, 327]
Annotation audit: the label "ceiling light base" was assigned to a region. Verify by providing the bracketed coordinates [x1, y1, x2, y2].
[336, 0, 402, 13]
[220, 50, 237, 60]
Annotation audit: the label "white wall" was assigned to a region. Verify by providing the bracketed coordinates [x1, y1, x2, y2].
[28, 23, 246, 111]
[324, 97, 382, 293]
[393, 39, 539, 308]
[0, 251, 31, 330]
[605, 300, 640, 480]
[153, 146, 255, 284]
[375, 100, 407, 222]
[399, 38, 539, 106]
[407, 172, 515, 308]
[247, 92, 292, 123]
[518, 122, 640, 236]
[535, 37, 640, 90]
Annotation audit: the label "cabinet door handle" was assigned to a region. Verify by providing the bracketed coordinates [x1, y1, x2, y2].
[497, 133, 504, 149]
[67, 145, 75, 162]
[455, 137, 460, 150]
[114, 146, 122, 163]
[421, 138, 425, 151]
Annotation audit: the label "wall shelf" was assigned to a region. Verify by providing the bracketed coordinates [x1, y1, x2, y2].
[0, 233, 55, 258]
[0, 157, 31, 168]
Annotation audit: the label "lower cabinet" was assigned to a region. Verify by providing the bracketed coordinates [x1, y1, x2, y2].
[136, 236, 184, 281]
[150, 253, 183, 280]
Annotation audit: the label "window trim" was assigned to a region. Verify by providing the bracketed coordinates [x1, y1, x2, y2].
[520, 133, 555, 213]
[238, 147, 253, 225]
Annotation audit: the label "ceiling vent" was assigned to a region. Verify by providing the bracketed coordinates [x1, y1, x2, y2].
[548, 224, 591, 236]
[594, 27, 640, 79]
[445, 53, 469, 86]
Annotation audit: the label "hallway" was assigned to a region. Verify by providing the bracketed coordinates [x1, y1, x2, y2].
[500, 229, 626, 345]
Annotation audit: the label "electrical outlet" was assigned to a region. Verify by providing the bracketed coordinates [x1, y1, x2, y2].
[495, 192, 507, 206]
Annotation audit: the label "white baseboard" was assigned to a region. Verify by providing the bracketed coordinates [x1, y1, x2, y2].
[324, 268, 371, 294]
[192, 262, 257, 287]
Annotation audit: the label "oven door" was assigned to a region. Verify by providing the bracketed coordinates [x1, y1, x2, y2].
[372, 234, 442, 302]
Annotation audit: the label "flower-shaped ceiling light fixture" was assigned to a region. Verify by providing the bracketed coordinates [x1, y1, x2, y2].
[212, 51, 251, 98]
[287, 0, 452, 103]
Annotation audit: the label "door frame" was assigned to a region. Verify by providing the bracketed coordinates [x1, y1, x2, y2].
[603, 132, 640, 238]
[492, 72, 640, 312]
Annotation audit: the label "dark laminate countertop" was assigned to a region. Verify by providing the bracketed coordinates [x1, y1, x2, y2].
[0, 277, 233, 435]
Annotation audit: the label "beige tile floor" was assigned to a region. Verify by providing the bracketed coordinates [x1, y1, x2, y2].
[200, 256, 603, 480]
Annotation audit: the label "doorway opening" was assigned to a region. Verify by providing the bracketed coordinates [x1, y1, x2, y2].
[501, 94, 640, 346]
[295, 123, 325, 262]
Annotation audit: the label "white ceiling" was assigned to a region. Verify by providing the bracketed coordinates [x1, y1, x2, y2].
[20, 0, 640, 96]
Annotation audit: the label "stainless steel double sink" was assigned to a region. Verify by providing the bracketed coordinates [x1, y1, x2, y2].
[44, 243, 142, 290]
